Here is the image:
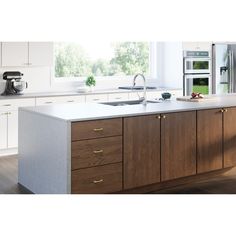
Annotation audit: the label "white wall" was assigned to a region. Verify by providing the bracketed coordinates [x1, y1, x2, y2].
[0, 42, 183, 94]
[156, 42, 183, 89]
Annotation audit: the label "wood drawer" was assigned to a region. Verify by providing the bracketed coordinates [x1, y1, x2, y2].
[71, 118, 122, 141]
[71, 163, 122, 193]
[72, 136, 122, 170]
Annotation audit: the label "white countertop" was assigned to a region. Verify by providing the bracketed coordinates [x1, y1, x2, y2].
[20, 94, 236, 122]
[0, 87, 181, 100]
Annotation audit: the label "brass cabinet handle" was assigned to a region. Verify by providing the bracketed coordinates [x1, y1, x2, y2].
[45, 101, 53, 104]
[1, 112, 8, 115]
[93, 149, 103, 154]
[93, 98, 100, 101]
[93, 128, 104, 132]
[156, 115, 161, 119]
[162, 115, 166, 119]
[224, 108, 228, 112]
[3, 104, 11, 106]
[93, 179, 104, 184]
[220, 109, 224, 113]
[67, 100, 74, 103]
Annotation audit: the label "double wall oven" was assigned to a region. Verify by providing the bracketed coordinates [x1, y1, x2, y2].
[183, 51, 212, 96]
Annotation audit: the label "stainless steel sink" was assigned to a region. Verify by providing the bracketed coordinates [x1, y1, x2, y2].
[101, 99, 161, 106]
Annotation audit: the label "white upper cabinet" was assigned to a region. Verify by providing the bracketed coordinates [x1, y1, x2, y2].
[2, 42, 28, 66]
[29, 42, 53, 66]
[1, 42, 53, 67]
[182, 42, 212, 51]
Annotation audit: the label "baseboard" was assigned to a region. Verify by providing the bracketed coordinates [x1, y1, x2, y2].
[18, 183, 34, 194]
[118, 167, 234, 194]
[0, 148, 18, 157]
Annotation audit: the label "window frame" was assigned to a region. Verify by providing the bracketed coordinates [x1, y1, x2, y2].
[52, 42, 157, 82]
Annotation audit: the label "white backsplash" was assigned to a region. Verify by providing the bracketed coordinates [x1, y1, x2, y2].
[0, 67, 161, 94]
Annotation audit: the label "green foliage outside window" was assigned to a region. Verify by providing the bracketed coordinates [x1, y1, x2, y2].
[54, 42, 150, 78]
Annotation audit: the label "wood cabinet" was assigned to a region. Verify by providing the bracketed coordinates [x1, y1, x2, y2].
[124, 115, 161, 189]
[161, 111, 196, 181]
[71, 163, 122, 194]
[71, 118, 123, 193]
[71, 136, 122, 169]
[197, 109, 223, 173]
[223, 107, 236, 167]
[1, 42, 53, 67]
[71, 118, 122, 141]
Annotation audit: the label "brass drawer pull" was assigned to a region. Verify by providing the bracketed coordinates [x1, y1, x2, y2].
[93, 128, 104, 132]
[67, 100, 74, 102]
[93, 149, 104, 154]
[45, 101, 53, 104]
[93, 179, 104, 184]
[3, 104, 11, 106]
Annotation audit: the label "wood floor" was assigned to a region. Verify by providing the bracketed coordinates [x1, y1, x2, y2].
[2, 155, 236, 194]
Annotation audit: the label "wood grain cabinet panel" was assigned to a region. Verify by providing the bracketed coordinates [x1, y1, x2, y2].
[71, 163, 122, 194]
[197, 109, 223, 173]
[71, 118, 122, 141]
[124, 115, 161, 189]
[223, 107, 236, 167]
[161, 111, 197, 181]
[71, 136, 122, 169]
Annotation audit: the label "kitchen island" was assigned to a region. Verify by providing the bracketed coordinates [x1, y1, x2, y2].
[18, 94, 236, 193]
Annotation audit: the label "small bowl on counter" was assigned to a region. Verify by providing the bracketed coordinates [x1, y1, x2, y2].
[161, 92, 172, 100]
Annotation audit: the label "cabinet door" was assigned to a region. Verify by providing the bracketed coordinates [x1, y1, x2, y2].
[182, 42, 212, 51]
[7, 111, 18, 148]
[223, 107, 236, 167]
[2, 42, 28, 66]
[86, 94, 108, 103]
[124, 115, 161, 189]
[29, 42, 53, 66]
[197, 109, 223, 173]
[161, 111, 196, 181]
[0, 113, 8, 149]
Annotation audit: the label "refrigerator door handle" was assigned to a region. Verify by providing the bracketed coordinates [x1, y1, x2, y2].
[231, 51, 234, 93]
[229, 51, 233, 93]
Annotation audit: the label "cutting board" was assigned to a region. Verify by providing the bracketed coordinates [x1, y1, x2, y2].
[176, 96, 218, 102]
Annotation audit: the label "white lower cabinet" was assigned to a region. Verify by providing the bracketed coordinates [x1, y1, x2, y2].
[108, 93, 129, 101]
[36, 95, 86, 106]
[0, 98, 35, 153]
[7, 111, 18, 148]
[86, 94, 108, 103]
[0, 113, 8, 149]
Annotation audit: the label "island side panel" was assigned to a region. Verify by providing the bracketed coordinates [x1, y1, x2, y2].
[18, 109, 71, 194]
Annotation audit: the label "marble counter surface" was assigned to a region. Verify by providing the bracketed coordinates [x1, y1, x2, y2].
[0, 87, 181, 100]
[20, 94, 236, 122]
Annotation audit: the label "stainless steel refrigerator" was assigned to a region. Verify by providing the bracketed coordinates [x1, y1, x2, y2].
[212, 43, 236, 94]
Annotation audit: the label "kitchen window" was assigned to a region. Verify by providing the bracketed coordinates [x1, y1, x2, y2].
[54, 42, 152, 80]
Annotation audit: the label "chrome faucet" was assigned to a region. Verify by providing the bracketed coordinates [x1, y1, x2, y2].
[133, 73, 147, 105]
